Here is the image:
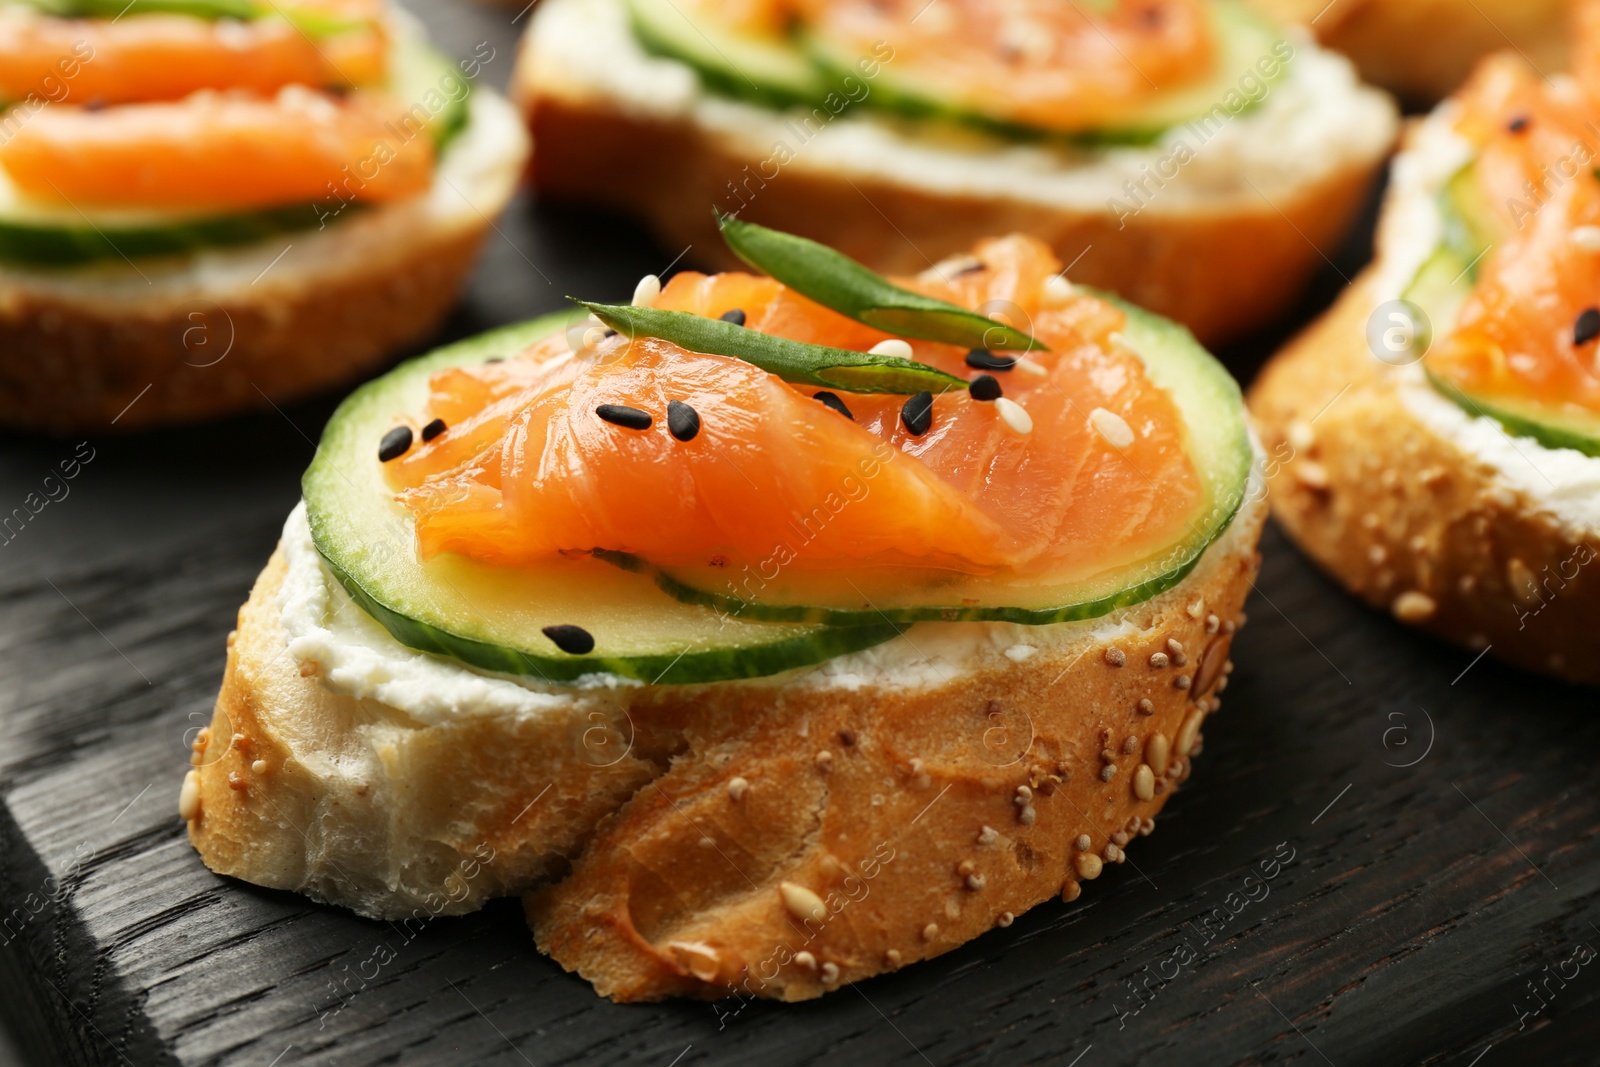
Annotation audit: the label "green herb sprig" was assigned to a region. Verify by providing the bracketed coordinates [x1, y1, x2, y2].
[578, 301, 968, 395]
[717, 214, 1045, 352]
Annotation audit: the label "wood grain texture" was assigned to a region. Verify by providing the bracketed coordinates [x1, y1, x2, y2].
[1, 5, 1599, 1061]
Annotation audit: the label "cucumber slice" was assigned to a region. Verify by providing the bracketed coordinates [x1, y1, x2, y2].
[606, 294, 1253, 625]
[1407, 163, 1600, 457]
[0, 38, 468, 267]
[303, 314, 901, 685]
[626, 0, 829, 108]
[803, 0, 1286, 144]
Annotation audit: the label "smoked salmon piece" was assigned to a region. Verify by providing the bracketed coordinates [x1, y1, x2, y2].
[388, 236, 1203, 577]
[0, 7, 386, 106]
[0, 88, 433, 209]
[1426, 44, 1600, 419]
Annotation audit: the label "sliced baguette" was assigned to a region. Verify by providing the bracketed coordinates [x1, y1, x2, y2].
[1251, 0, 1568, 104]
[1249, 273, 1600, 684]
[185, 491, 1265, 1000]
[513, 0, 1398, 346]
[0, 89, 529, 433]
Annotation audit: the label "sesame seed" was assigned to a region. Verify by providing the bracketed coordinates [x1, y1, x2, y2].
[780, 881, 828, 922]
[1573, 227, 1600, 251]
[813, 390, 854, 419]
[378, 425, 412, 462]
[968, 374, 1003, 401]
[420, 417, 446, 442]
[1102, 843, 1120, 863]
[870, 338, 914, 359]
[978, 825, 999, 845]
[1104, 647, 1126, 667]
[794, 950, 818, 971]
[1014, 358, 1048, 377]
[820, 961, 841, 984]
[596, 403, 653, 430]
[631, 274, 661, 307]
[923, 922, 940, 940]
[727, 776, 748, 800]
[1575, 308, 1600, 346]
[1205, 613, 1220, 634]
[935, 253, 984, 277]
[251, 759, 268, 774]
[1508, 114, 1529, 133]
[541, 624, 595, 655]
[995, 396, 1033, 434]
[885, 949, 902, 967]
[667, 400, 701, 442]
[1018, 805, 1036, 825]
[1149, 651, 1169, 669]
[815, 750, 833, 772]
[1112, 830, 1130, 847]
[1075, 834, 1091, 851]
[996, 911, 1014, 928]
[1174, 674, 1192, 690]
[901, 391, 934, 436]
[1075, 852, 1103, 880]
[1296, 461, 1331, 490]
[719, 308, 746, 326]
[1090, 407, 1135, 449]
[1134, 764, 1155, 801]
[1393, 590, 1438, 622]
[965, 349, 1016, 371]
[179, 770, 200, 822]
[1136, 698, 1155, 715]
[1015, 784, 1033, 802]
[1122, 734, 1139, 755]
[965, 873, 986, 891]
[485, 357, 504, 364]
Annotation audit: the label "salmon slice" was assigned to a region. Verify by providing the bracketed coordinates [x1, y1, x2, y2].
[0, 87, 433, 209]
[793, 0, 1214, 132]
[0, 7, 386, 106]
[1427, 46, 1600, 417]
[387, 236, 1203, 577]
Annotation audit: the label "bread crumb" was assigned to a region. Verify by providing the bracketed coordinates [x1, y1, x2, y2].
[1392, 591, 1438, 622]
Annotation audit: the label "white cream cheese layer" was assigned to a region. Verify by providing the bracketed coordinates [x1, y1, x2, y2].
[1374, 100, 1600, 539]
[528, 0, 1395, 210]
[278, 482, 1263, 717]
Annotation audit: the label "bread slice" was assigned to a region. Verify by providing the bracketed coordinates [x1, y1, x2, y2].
[512, 0, 1398, 346]
[185, 489, 1265, 999]
[1251, 0, 1567, 104]
[0, 89, 529, 433]
[1250, 272, 1600, 684]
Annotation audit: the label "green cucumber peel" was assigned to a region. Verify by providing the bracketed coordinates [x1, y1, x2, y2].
[715, 214, 1045, 352]
[18, 0, 369, 38]
[576, 300, 968, 395]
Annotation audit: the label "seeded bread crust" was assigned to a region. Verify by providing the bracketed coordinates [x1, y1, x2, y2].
[511, 16, 1396, 348]
[1251, 0, 1568, 104]
[1248, 273, 1600, 684]
[0, 91, 529, 434]
[185, 493, 1264, 999]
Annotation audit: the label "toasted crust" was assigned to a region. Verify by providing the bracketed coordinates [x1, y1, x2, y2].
[511, 13, 1395, 347]
[185, 489, 1264, 1000]
[1252, 0, 1568, 104]
[1248, 273, 1600, 684]
[0, 92, 529, 434]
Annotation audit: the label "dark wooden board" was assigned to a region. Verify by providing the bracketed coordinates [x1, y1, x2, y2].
[3, 5, 1600, 1062]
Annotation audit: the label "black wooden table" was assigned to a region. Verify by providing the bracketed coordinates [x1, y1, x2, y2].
[2, 3, 1598, 1062]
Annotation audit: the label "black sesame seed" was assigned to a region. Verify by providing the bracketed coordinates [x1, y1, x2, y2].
[814, 391, 854, 420]
[901, 391, 934, 436]
[719, 308, 747, 326]
[378, 425, 412, 462]
[421, 417, 446, 442]
[602, 328, 618, 338]
[952, 261, 986, 277]
[1508, 114, 1530, 134]
[485, 357, 504, 364]
[667, 400, 701, 441]
[542, 624, 595, 655]
[968, 374, 1002, 401]
[965, 349, 1017, 371]
[596, 404, 653, 430]
[1576, 307, 1600, 346]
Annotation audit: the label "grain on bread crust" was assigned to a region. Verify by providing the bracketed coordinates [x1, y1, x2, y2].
[1251, 0, 1568, 104]
[185, 490, 1263, 1000]
[1249, 274, 1600, 684]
